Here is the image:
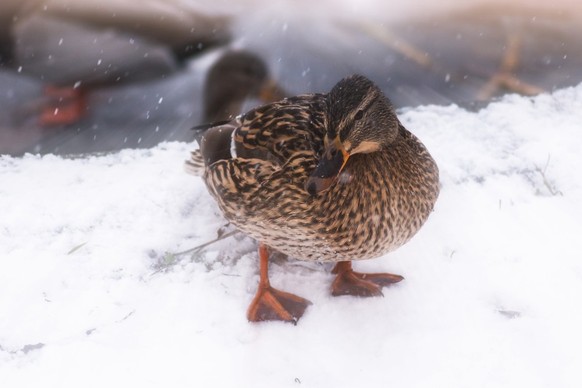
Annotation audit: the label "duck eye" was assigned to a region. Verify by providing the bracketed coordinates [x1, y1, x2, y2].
[354, 110, 364, 121]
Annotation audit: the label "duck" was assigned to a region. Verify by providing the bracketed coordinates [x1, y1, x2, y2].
[0, 49, 283, 156]
[187, 74, 440, 324]
[0, 0, 230, 126]
[202, 50, 287, 123]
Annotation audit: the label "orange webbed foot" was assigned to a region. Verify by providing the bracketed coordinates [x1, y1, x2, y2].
[247, 286, 312, 324]
[40, 86, 87, 126]
[247, 243, 311, 324]
[331, 261, 404, 297]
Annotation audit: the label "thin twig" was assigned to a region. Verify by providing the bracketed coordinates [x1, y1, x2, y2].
[149, 230, 241, 276]
[172, 230, 240, 257]
[534, 155, 563, 196]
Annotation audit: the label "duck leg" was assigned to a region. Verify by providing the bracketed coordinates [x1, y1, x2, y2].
[476, 34, 544, 101]
[331, 261, 404, 297]
[40, 86, 88, 126]
[247, 243, 311, 324]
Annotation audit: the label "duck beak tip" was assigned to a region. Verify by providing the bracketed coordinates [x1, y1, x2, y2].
[306, 139, 349, 195]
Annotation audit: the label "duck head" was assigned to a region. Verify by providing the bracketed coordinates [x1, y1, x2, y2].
[306, 74, 399, 196]
[204, 50, 286, 122]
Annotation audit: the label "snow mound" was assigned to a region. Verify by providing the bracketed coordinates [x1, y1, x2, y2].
[1, 85, 582, 387]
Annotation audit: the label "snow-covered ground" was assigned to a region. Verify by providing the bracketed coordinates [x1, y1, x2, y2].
[1, 85, 581, 388]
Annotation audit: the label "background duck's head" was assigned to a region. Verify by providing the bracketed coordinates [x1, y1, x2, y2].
[204, 50, 286, 122]
[306, 74, 400, 196]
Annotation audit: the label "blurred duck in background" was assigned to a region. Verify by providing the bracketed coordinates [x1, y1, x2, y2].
[202, 50, 287, 123]
[0, 0, 230, 126]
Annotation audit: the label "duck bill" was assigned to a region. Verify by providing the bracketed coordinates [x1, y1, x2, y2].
[305, 138, 349, 196]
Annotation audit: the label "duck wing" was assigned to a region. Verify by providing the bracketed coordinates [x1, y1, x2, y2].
[232, 94, 327, 164]
[190, 94, 327, 222]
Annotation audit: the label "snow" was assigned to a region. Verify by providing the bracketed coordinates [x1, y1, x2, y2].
[1, 85, 582, 387]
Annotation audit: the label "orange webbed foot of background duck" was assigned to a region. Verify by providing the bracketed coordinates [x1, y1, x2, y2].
[40, 85, 87, 126]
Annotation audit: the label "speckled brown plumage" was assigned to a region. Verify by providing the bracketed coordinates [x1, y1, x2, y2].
[186, 74, 439, 323]
[190, 75, 438, 261]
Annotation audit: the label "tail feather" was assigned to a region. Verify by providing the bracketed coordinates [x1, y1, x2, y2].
[184, 150, 206, 176]
[187, 118, 240, 176]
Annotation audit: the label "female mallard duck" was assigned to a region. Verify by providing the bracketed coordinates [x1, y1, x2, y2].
[187, 74, 439, 324]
